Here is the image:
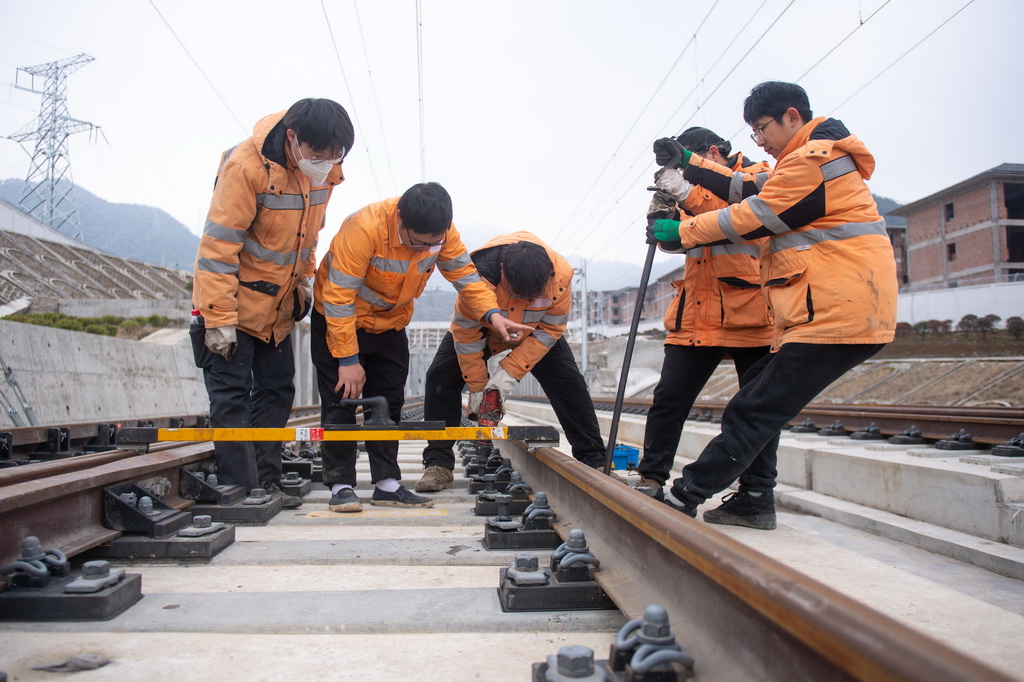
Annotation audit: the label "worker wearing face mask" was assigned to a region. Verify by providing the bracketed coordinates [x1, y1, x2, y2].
[191, 98, 354, 508]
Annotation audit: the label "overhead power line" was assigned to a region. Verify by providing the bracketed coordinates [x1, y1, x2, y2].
[830, 0, 976, 114]
[353, 0, 398, 194]
[148, 0, 246, 134]
[564, 0, 788, 253]
[793, 0, 893, 83]
[321, 0, 383, 196]
[553, 0, 722, 250]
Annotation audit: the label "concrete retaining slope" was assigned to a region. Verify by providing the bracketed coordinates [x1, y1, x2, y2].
[0, 320, 207, 426]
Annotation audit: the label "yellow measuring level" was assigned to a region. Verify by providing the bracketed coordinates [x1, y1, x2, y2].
[115, 424, 558, 445]
[153, 426, 509, 442]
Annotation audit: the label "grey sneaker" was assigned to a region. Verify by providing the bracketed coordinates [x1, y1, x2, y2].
[414, 465, 455, 492]
[371, 485, 435, 508]
[328, 487, 363, 513]
[261, 480, 303, 509]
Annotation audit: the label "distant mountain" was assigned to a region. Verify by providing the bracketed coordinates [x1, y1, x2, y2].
[0, 178, 199, 270]
[873, 193, 906, 227]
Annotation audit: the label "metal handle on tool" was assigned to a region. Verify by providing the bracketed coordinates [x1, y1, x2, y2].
[338, 396, 395, 425]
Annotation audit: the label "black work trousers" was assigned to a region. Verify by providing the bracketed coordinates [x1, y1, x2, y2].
[669, 342, 885, 505]
[310, 309, 407, 487]
[421, 332, 606, 470]
[190, 322, 295, 492]
[640, 344, 775, 487]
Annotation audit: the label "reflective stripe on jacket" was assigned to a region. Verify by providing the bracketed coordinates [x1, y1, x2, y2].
[661, 152, 774, 347]
[192, 111, 343, 343]
[676, 117, 897, 350]
[450, 231, 573, 392]
[314, 197, 499, 359]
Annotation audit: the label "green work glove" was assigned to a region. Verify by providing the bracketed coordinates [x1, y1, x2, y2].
[652, 218, 682, 243]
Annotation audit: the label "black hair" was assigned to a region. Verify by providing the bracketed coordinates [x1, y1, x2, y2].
[742, 81, 813, 126]
[676, 126, 732, 158]
[283, 98, 355, 159]
[501, 241, 554, 299]
[397, 182, 453, 236]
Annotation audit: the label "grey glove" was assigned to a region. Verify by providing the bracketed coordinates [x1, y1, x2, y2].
[485, 367, 519, 400]
[205, 325, 237, 361]
[466, 391, 484, 421]
[293, 279, 312, 321]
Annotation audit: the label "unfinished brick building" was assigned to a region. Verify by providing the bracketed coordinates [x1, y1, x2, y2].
[889, 163, 1024, 289]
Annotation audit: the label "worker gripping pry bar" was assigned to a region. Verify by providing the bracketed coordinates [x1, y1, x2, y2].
[117, 397, 559, 448]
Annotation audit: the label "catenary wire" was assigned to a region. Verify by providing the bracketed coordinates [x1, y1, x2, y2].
[353, 0, 398, 195]
[567, 0, 787, 253]
[320, 0, 383, 197]
[829, 0, 976, 114]
[793, 0, 893, 83]
[553, 0, 722, 251]
[147, 0, 246, 135]
[595, 0, 976, 304]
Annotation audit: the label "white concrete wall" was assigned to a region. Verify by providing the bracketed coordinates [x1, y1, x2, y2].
[0, 200, 86, 248]
[0, 319, 207, 427]
[47, 298, 193, 322]
[897, 281, 1024, 325]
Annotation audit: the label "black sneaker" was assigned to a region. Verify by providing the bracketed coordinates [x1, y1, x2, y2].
[371, 485, 435, 508]
[703, 490, 777, 530]
[663, 490, 697, 518]
[328, 487, 363, 513]
[261, 480, 303, 509]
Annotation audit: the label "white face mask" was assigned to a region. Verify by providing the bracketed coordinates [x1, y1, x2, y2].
[291, 136, 335, 185]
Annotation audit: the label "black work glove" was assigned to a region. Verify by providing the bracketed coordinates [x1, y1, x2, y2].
[653, 137, 684, 168]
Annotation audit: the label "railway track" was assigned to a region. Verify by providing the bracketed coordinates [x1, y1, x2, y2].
[0, 408, 1018, 680]
[549, 396, 1024, 447]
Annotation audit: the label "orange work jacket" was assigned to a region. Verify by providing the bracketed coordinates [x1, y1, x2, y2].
[660, 152, 774, 347]
[451, 232, 574, 392]
[192, 111, 344, 343]
[314, 197, 499, 360]
[676, 117, 898, 351]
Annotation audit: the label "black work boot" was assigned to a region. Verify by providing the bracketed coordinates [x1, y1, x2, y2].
[703, 490, 776, 530]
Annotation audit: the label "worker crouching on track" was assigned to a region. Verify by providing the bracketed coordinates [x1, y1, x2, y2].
[311, 183, 532, 512]
[415, 232, 609, 493]
[191, 98, 354, 509]
[649, 81, 897, 525]
[634, 127, 777, 529]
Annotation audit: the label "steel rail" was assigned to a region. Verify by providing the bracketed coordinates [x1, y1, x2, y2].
[513, 396, 1024, 446]
[0, 441, 214, 566]
[507, 444, 1012, 682]
[0, 416, 1014, 680]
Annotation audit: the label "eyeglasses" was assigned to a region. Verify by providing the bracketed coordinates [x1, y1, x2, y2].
[749, 116, 783, 144]
[299, 142, 346, 165]
[403, 225, 446, 249]
[306, 148, 345, 164]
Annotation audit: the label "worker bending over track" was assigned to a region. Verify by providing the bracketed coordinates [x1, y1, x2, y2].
[311, 183, 531, 512]
[416, 232, 609, 493]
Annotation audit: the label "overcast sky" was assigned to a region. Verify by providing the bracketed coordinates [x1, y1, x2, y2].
[1, 0, 1021, 288]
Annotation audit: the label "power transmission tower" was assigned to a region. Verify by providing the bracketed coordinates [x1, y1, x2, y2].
[6, 53, 99, 241]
